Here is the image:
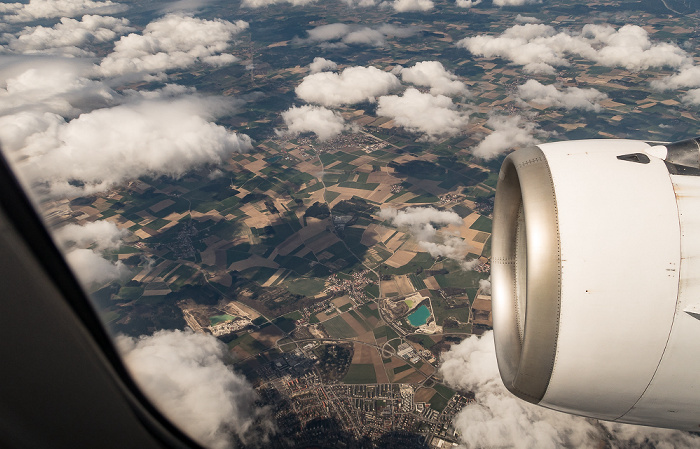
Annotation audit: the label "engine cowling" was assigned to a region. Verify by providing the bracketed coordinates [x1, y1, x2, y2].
[492, 138, 700, 430]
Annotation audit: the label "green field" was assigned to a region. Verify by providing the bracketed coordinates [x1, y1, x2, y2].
[323, 315, 358, 338]
[358, 303, 380, 320]
[284, 310, 303, 321]
[210, 314, 236, 326]
[408, 334, 435, 349]
[409, 274, 427, 290]
[470, 215, 492, 233]
[393, 364, 412, 375]
[348, 309, 371, 331]
[373, 325, 399, 341]
[339, 303, 353, 312]
[343, 364, 377, 384]
[227, 333, 268, 356]
[364, 283, 380, 298]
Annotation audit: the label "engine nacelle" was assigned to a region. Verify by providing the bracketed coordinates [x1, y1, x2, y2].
[492, 137, 700, 430]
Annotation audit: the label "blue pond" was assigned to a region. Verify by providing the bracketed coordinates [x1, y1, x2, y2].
[407, 305, 430, 327]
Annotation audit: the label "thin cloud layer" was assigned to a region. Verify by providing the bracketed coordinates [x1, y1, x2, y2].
[2, 96, 252, 197]
[117, 329, 273, 449]
[98, 13, 249, 78]
[493, 0, 541, 5]
[440, 332, 700, 449]
[55, 220, 128, 251]
[279, 105, 348, 140]
[2, 15, 133, 57]
[296, 66, 401, 107]
[376, 88, 469, 139]
[241, 0, 318, 8]
[0, 0, 127, 23]
[399, 60, 468, 96]
[66, 247, 128, 285]
[297, 23, 417, 48]
[473, 115, 539, 159]
[459, 23, 690, 74]
[517, 79, 607, 111]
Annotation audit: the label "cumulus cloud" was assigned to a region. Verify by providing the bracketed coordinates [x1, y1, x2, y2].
[399, 61, 468, 96]
[0, 57, 116, 117]
[278, 105, 347, 140]
[473, 115, 539, 159]
[380, 207, 476, 267]
[0, 0, 127, 23]
[297, 23, 417, 48]
[117, 329, 273, 449]
[65, 248, 128, 284]
[517, 79, 607, 111]
[380, 206, 462, 241]
[98, 13, 248, 78]
[455, 0, 481, 8]
[440, 332, 700, 449]
[2, 15, 133, 57]
[55, 220, 128, 251]
[2, 96, 252, 198]
[458, 23, 691, 74]
[391, 0, 434, 11]
[651, 65, 700, 91]
[376, 88, 469, 139]
[309, 57, 337, 74]
[296, 66, 401, 107]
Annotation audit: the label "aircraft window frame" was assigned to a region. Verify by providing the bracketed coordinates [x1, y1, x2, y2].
[0, 149, 204, 449]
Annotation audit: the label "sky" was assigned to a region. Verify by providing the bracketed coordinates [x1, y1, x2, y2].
[1, 0, 700, 447]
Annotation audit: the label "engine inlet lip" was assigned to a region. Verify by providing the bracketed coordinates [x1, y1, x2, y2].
[492, 146, 562, 404]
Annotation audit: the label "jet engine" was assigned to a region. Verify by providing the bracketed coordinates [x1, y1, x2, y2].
[492, 137, 700, 430]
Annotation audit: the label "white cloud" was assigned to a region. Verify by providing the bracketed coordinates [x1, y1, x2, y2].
[473, 115, 539, 159]
[65, 248, 128, 285]
[440, 332, 700, 449]
[309, 57, 337, 74]
[515, 14, 539, 23]
[55, 220, 128, 251]
[296, 66, 401, 107]
[681, 88, 700, 105]
[1, 96, 252, 198]
[98, 13, 248, 78]
[298, 23, 417, 47]
[380, 207, 475, 267]
[455, 0, 481, 8]
[343, 28, 386, 46]
[517, 79, 607, 111]
[241, 0, 317, 7]
[0, 57, 116, 117]
[651, 65, 700, 91]
[377, 24, 419, 38]
[0, 0, 127, 23]
[117, 329, 273, 449]
[458, 23, 691, 74]
[3, 15, 133, 57]
[400, 61, 468, 96]
[376, 88, 469, 139]
[392, 0, 434, 11]
[279, 105, 347, 140]
[303, 23, 352, 43]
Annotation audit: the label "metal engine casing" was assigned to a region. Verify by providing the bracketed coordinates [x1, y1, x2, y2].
[492, 138, 700, 430]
